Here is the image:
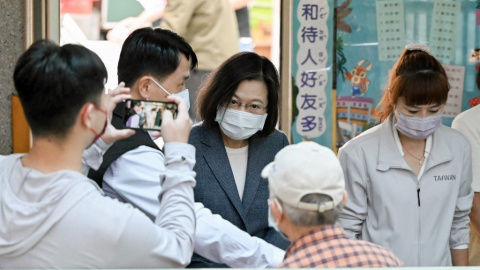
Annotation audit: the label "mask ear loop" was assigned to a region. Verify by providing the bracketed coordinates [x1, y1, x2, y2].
[80, 103, 107, 145]
[90, 104, 107, 134]
[149, 77, 172, 95]
[271, 198, 283, 215]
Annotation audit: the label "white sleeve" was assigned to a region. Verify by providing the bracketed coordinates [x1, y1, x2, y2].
[107, 200, 193, 268]
[338, 147, 368, 239]
[194, 203, 285, 268]
[154, 142, 197, 266]
[449, 138, 473, 249]
[81, 138, 110, 176]
[452, 115, 480, 192]
[103, 145, 167, 219]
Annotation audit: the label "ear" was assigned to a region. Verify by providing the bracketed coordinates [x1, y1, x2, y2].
[79, 103, 95, 129]
[342, 190, 348, 206]
[270, 198, 284, 223]
[136, 76, 153, 99]
[365, 62, 372, 71]
[392, 102, 398, 112]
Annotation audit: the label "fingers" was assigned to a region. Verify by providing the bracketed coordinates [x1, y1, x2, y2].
[149, 131, 162, 137]
[101, 125, 135, 145]
[162, 107, 173, 122]
[166, 95, 189, 120]
[161, 96, 192, 143]
[114, 129, 136, 140]
[105, 83, 131, 112]
[100, 82, 135, 145]
[111, 94, 131, 104]
[108, 82, 130, 97]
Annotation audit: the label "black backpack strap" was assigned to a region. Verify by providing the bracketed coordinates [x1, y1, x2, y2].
[88, 102, 161, 187]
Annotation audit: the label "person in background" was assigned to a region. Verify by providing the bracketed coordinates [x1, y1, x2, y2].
[189, 51, 290, 267]
[263, 141, 403, 268]
[231, 0, 255, 52]
[125, 100, 142, 128]
[88, 27, 285, 268]
[147, 107, 157, 128]
[108, 0, 240, 123]
[452, 68, 480, 266]
[160, 0, 239, 123]
[106, 0, 167, 44]
[338, 44, 473, 266]
[0, 39, 196, 268]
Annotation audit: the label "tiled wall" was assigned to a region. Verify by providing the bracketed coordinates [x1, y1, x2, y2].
[0, 0, 24, 154]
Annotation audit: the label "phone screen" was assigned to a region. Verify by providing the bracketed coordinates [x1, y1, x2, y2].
[123, 99, 178, 131]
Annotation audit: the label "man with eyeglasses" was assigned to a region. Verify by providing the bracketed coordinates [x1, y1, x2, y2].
[87, 28, 284, 268]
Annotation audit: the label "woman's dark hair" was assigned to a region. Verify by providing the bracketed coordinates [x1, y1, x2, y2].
[13, 40, 107, 138]
[377, 48, 449, 122]
[118, 27, 197, 87]
[197, 52, 280, 137]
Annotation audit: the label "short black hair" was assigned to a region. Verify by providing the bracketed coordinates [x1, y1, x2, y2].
[13, 40, 107, 138]
[197, 52, 280, 137]
[118, 27, 198, 87]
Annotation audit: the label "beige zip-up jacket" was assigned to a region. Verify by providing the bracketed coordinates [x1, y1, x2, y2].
[338, 116, 473, 266]
[160, 0, 239, 71]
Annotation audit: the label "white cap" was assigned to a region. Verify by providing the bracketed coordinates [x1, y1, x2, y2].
[261, 141, 345, 212]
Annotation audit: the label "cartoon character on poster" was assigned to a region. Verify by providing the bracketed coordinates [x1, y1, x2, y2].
[467, 48, 480, 108]
[345, 59, 372, 96]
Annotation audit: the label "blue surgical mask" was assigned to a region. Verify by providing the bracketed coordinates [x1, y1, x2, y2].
[395, 110, 442, 140]
[149, 77, 190, 110]
[173, 88, 190, 110]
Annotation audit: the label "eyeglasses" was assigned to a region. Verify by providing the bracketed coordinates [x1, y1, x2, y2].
[228, 98, 267, 114]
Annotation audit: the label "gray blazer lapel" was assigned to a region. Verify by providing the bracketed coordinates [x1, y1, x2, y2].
[200, 128, 245, 218]
[241, 136, 265, 213]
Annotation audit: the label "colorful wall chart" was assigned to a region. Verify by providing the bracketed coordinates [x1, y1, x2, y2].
[335, 0, 480, 145]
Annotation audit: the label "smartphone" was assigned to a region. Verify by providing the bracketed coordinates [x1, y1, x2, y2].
[123, 99, 178, 131]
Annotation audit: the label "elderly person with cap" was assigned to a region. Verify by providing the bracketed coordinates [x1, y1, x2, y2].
[262, 141, 403, 268]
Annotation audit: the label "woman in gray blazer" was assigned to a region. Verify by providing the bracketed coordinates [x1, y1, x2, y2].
[188, 52, 290, 267]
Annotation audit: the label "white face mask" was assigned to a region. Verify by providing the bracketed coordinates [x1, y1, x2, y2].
[268, 198, 282, 232]
[150, 77, 190, 110]
[173, 88, 190, 110]
[268, 198, 290, 241]
[215, 106, 267, 140]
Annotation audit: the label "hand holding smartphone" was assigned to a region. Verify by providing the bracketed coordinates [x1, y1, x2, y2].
[123, 99, 178, 131]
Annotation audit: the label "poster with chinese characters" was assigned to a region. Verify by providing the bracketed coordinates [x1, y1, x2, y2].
[291, 0, 334, 147]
